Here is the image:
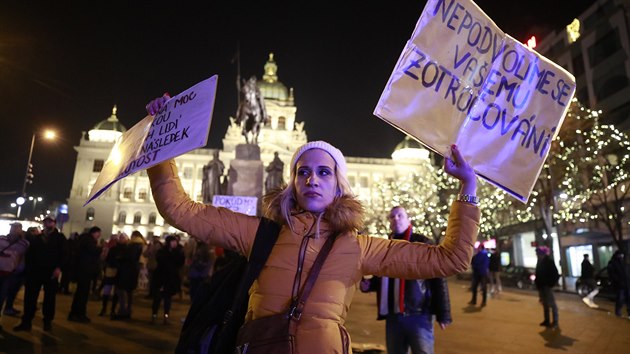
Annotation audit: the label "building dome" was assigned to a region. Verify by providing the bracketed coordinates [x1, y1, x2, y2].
[88, 106, 127, 143]
[391, 136, 430, 161]
[258, 53, 289, 101]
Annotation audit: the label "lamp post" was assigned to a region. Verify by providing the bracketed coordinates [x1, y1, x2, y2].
[17, 130, 55, 219]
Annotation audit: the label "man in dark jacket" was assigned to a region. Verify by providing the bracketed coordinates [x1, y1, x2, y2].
[469, 244, 490, 306]
[580, 254, 599, 308]
[68, 226, 102, 322]
[14, 216, 67, 332]
[535, 246, 559, 329]
[360, 206, 451, 354]
[607, 250, 630, 318]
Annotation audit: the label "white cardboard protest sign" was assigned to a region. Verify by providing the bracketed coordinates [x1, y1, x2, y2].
[374, 0, 576, 202]
[85, 75, 218, 206]
[212, 195, 258, 216]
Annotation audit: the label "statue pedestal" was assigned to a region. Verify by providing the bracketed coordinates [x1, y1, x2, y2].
[228, 144, 263, 214]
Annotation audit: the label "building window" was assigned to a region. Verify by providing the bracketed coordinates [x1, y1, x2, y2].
[138, 188, 148, 201]
[348, 176, 356, 187]
[93, 160, 104, 172]
[118, 211, 127, 224]
[123, 187, 132, 199]
[588, 29, 621, 67]
[583, 1, 614, 30]
[133, 212, 142, 224]
[576, 87, 589, 106]
[547, 40, 565, 58]
[183, 167, 193, 179]
[148, 212, 157, 224]
[86, 208, 95, 221]
[595, 74, 628, 101]
[278, 116, 286, 130]
[572, 53, 585, 77]
[359, 176, 369, 188]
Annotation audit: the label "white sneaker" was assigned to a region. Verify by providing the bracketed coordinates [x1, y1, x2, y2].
[582, 297, 599, 308]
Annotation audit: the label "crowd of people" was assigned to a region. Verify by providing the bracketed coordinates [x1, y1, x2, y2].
[0, 217, 221, 332]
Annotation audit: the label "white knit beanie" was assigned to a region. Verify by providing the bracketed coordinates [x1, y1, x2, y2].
[290, 141, 347, 178]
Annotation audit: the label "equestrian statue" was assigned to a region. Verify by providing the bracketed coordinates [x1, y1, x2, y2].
[235, 76, 268, 145]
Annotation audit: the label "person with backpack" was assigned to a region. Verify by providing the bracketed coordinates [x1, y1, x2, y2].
[146, 95, 480, 354]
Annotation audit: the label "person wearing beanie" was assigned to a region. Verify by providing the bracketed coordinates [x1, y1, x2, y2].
[535, 246, 560, 329]
[145, 95, 480, 353]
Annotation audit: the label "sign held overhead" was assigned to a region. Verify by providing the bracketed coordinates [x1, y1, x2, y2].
[85, 75, 218, 205]
[374, 0, 576, 202]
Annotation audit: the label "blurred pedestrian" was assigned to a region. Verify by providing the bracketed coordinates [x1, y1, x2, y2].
[187, 240, 213, 302]
[59, 232, 79, 295]
[143, 235, 162, 299]
[580, 254, 599, 308]
[151, 235, 184, 324]
[99, 234, 119, 317]
[535, 246, 559, 329]
[111, 232, 142, 320]
[469, 244, 489, 307]
[489, 248, 502, 296]
[0, 222, 29, 330]
[68, 226, 102, 323]
[361, 206, 452, 354]
[607, 250, 630, 318]
[14, 216, 67, 332]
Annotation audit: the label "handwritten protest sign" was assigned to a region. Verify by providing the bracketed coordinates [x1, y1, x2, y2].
[374, 0, 576, 202]
[85, 75, 218, 205]
[212, 195, 258, 216]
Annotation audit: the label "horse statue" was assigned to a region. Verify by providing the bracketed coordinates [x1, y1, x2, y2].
[235, 76, 267, 145]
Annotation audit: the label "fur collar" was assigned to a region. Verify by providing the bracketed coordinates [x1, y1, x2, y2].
[262, 189, 364, 233]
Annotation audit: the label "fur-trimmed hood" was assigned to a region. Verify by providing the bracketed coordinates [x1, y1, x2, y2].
[263, 189, 364, 234]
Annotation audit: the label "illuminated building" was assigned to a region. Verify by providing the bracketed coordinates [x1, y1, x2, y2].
[526, 0, 630, 282]
[65, 54, 424, 238]
[536, 0, 630, 132]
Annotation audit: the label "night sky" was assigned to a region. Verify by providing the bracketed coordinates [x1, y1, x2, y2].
[0, 0, 596, 213]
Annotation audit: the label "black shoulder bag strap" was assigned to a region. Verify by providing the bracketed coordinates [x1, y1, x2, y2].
[287, 233, 338, 326]
[222, 217, 282, 325]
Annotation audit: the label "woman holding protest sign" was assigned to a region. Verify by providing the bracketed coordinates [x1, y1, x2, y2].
[146, 94, 479, 353]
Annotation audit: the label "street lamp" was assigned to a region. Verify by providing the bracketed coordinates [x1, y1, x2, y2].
[17, 130, 56, 218]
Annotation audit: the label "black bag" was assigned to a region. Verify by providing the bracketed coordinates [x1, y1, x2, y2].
[175, 218, 281, 354]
